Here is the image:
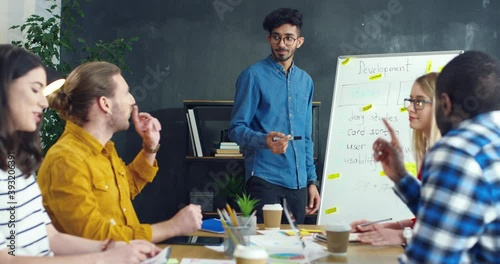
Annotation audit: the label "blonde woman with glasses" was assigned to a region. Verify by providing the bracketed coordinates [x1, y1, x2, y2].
[350, 72, 441, 246]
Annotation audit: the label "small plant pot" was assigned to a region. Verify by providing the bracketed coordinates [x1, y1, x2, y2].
[238, 215, 257, 235]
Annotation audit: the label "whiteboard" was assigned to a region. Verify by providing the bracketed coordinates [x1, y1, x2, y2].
[317, 51, 462, 225]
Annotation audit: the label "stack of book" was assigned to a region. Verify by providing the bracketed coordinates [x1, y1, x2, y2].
[214, 142, 242, 157]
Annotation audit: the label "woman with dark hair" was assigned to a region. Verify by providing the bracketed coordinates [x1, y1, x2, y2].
[0, 44, 158, 263]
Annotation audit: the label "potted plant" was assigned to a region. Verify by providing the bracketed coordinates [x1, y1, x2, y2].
[235, 193, 259, 235]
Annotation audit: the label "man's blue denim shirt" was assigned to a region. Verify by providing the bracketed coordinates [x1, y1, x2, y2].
[229, 55, 317, 189]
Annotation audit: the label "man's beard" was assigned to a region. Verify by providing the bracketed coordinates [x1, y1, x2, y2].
[272, 48, 294, 62]
[108, 107, 130, 132]
[435, 105, 454, 136]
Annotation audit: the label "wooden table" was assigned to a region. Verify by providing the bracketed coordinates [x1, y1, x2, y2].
[164, 225, 404, 263]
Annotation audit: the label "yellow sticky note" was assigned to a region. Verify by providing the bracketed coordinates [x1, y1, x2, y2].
[369, 73, 382, 80]
[328, 173, 340, 179]
[380, 162, 417, 177]
[284, 230, 312, 236]
[325, 207, 337, 215]
[341, 57, 351, 65]
[400, 107, 407, 112]
[299, 230, 311, 236]
[362, 104, 372, 112]
[301, 228, 323, 233]
[438, 66, 444, 72]
[405, 162, 417, 176]
[426, 60, 433, 73]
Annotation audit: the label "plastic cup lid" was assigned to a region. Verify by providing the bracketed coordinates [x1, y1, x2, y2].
[233, 245, 268, 259]
[327, 222, 351, 232]
[262, 204, 283, 210]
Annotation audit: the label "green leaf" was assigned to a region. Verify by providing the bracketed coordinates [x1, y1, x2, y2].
[235, 193, 260, 216]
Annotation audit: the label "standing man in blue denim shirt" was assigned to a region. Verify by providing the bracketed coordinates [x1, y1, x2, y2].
[229, 8, 320, 224]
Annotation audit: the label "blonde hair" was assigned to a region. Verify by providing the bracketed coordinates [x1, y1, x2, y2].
[48, 61, 120, 125]
[412, 72, 442, 170]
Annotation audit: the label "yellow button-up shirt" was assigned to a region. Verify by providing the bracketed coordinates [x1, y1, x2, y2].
[38, 121, 158, 241]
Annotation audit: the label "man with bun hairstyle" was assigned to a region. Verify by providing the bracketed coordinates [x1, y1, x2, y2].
[38, 61, 202, 243]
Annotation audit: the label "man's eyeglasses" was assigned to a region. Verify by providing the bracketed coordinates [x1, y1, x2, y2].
[269, 34, 297, 46]
[404, 98, 433, 110]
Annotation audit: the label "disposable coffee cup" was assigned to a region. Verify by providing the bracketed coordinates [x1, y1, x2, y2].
[326, 223, 351, 255]
[234, 245, 268, 264]
[262, 204, 282, 230]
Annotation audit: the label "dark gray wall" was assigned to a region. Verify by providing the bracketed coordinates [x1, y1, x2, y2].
[65, 0, 500, 223]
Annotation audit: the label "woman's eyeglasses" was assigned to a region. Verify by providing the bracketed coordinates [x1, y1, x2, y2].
[404, 98, 433, 110]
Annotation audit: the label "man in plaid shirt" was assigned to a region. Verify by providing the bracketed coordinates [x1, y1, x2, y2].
[374, 51, 500, 263]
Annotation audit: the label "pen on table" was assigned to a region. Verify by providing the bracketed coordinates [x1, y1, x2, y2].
[272, 135, 302, 142]
[242, 210, 257, 226]
[109, 219, 130, 244]
[358, 218, 393, 227]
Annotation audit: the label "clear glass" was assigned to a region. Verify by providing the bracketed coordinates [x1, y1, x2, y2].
[223, 225, 251, 258]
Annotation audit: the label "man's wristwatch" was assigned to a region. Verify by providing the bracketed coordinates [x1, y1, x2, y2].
[307, 180, 319, 187]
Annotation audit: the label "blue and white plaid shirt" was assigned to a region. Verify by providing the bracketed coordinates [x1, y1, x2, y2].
[395, 111, 500, 263]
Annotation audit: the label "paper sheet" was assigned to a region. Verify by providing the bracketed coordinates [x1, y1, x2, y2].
[250, 233, 329, 263]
